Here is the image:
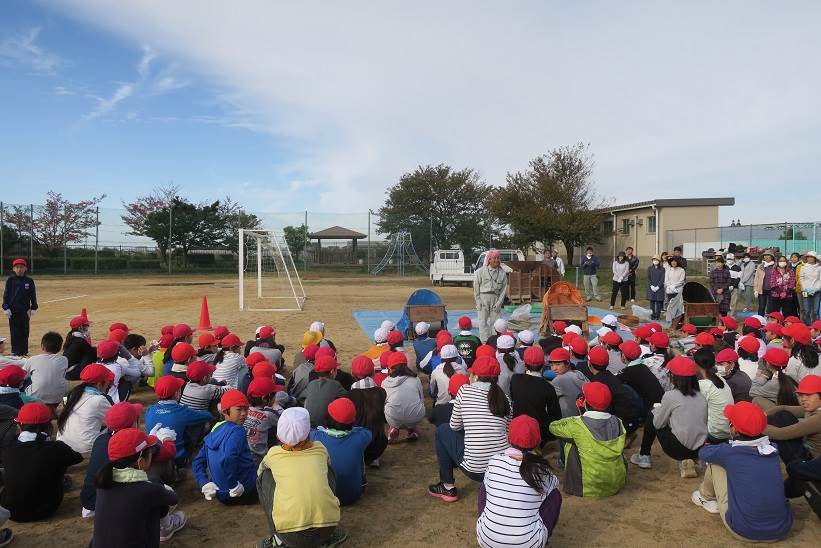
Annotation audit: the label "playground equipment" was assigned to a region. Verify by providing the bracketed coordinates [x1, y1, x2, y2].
[539, 281, 588, 335]
[238, 229, 306, 311]
[370, 231, 427, 275]
[395, 288, 447, 339]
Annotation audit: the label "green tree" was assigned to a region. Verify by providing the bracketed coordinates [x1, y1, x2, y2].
[778, 227, 807, 241]
[377, 164, 491, 261]
[282, 224, 309, 258]
[144, 198, 228, 268]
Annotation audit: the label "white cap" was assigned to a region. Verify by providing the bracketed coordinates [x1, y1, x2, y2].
[805, 250, 818, 259]
[565, 325, 583, 336]
[596, 326, 612, 338]
[414, 322, 430, 336]
[497, 334, 515, 349]
[751, 315, 767, 325]
[373, 327, 389, 344]
[517, 330, 535, 345]
[725, 253, 735, 260]
[309, 321, 325, 334]
[380, 320, 395, 331]
[440, 344, 458, 359]
[601, 315, 618, 327]
[493, 318, 508, 333]
[276, 407, 311, 446]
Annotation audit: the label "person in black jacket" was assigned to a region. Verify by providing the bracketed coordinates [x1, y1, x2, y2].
[1, 403, 83, 522]
[616, 340, 665, 452]
[510, 346, 562, 445]
[63, 314, 97, 380]
[0, 404, 18, 474]
[2, 258, 37, 357]
[585, 346, 640, 435]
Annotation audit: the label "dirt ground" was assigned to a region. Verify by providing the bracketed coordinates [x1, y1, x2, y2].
[6, 273, 820, 547]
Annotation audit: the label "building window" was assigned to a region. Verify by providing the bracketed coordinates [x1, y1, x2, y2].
[622, 219, 631, 235]
[602, 220, 614, 234]
[647, 215, 656, 234]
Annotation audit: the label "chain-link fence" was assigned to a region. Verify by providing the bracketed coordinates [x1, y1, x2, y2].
[0, 202, 390, 275]
[666, 222, 820, 260]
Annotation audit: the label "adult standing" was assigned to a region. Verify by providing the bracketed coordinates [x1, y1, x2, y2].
[2, 259, 38, 357]
[474, 250, 508, 343]
[799, 251, 820, 325]
[671, 246, 688, 271]
[581, 247, 600, 302]
[647, 255, 666, 320]
[542, 250, 557, 272]
[725, 253, 742, 312]
[754, 250, 776, 316]
[709, 256, 732, 316]
[551, 249, 566, 277]
[625, 247, 639, 302]
[610, 252, 630, 311]
[769, 256, 797, 317]
[737, 252, 756, 313]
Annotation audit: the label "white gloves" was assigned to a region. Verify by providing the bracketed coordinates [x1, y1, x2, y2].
[229, 482, 245, 498]
[156, 427, 177, 442]
[754, 291, 759, 298]
[650, 286, 659, 292]
[29, 309, 37, 317]
[3, 309, 11, 319]
[149, 423, 163, 437]
[201, 482, 219, 500]
[739, 282, 745, 291]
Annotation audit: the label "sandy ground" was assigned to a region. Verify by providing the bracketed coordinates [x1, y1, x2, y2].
[5, 273, 820, 548]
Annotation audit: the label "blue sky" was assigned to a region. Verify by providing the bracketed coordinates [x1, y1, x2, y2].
[1, 0, 819, 226]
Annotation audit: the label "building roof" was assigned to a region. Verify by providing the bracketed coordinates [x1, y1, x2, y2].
[602, 197, 735, 213]
[308, 225, 367, 239]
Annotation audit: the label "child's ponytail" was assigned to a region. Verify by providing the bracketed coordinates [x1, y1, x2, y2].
[482, 377, 510, 418]
[518, 448, 553, 494]
[776, 373, 799, 406]
[163, 338, 183, 363]
[442, 358, 456, 378]
[57, 383, 90, 433]
[502, 350, 517, 372]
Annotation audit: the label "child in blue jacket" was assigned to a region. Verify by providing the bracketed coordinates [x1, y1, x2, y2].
[144, 376, 212, 465]
[192, 390, 258, 505]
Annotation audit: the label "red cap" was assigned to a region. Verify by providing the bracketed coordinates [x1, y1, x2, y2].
[158, 334, 174, 348]
[387, 330, 404, 347]
[668, 356, 698, 377]
[314, 355, 339, 373]
[316, 347, 337, 360]
[476, 344, 496, 359]
[633, 325, 653, 340]
[108, 428, 159, 461]
[723, 401, 767, 437]
[11, 258, 27, 267]
[155, 375, 185, 399]
[582, 382, 612, 411]
[161, 325, 174, 335]
[744, 317, 763, 329]
[472, 356, 501, 377]
[108, 329, 128, 344]
[351, 355, 374, 378]
[738, 335, 760, 354]
[552, 321, 568, 333]
[764, 323, 783, 336]
[198, 333, 217, 348]
[327, 397, 356, 425]
[221, 389, 250, 410]
[0, 364, 26, 387]
[561, 332, 577, 346]
[69, 315, 90, 329]
[619, 340, 642, 360]
[783, 324, 811, 345]
[715, 348, 739, 364]
[104, 402, 144, 430]
[247, 377, 278, 398]
[256, 325, 275, 339]
[720, 316, 738, 331]
[785, 316, 801, 325]
[588, 346, 609, 367]
[812, 320, 821, 331]
[303, 344, 320, 361]
[448, 374, 470, 396]
[221, 333, 242, 348]
[523, 346, 545, 367]
[796, 375, 821, 395]
[80, 363, 114, 385]
[109, 322, 129, 333]
[246, 352, 267, 367]
[649, 332, 669, 349]
[768, 311, 784, 322]
[681, 323, 698, 335]
[97, 340, 120, 360]
[378, 350, 394, 369]
[763, 348, 789, 368]
[601, 331, 622, 346]
[570, 337, 588, 356]
[16, 402, 52, 425]
[171, 342, 196, 363]
[647, 322, 663, 333]
[252, 363, 278, 379]
[548, 347, 571, 362]
[708, 327, 724, 338]
[436, 330, 454, 350]
[386, 352, 408, 369]
[187, 360, 216, 382]
[213, 326, 229, 339]
[458, 316, 473, 330]
[508, 415, 541, 449]
[172, 323, 192, 339]
[694, 332, 715, 346]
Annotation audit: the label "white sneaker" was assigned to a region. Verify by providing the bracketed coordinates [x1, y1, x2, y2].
[680, 459, 697, 478]
[630, 453, 652, 469]
[160, 511, 186, 542]
[691, 490, 719, 514]
[609, 306, 614, 310]
[631, 299, 636, 303]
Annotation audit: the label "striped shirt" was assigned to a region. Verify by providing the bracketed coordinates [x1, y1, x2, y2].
[450, 383, 511, 474]
[212, 352, 244, 387]
[476, 454, 559, 548]
[179, 382, 227, 411]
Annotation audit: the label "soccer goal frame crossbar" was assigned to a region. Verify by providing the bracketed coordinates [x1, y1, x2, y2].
[238, 229, 306, 312]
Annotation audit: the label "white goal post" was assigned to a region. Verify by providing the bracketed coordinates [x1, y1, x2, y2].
[238, 229, 306, 311]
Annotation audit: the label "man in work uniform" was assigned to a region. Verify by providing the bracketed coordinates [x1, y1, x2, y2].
[2, 258, 38, 356]
[474, 250, 507, 342]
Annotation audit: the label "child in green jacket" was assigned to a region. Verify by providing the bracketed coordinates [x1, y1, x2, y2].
[549, 381, 626, 497]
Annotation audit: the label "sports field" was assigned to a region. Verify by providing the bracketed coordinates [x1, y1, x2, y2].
[10, 273, 821, 547]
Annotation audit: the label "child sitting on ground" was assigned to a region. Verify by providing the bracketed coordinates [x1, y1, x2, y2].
[429, 344, 467, 405]
[430, 374, 470, 427]
[193, 390, 258, 505]
[454, 316, 481, 367]
[56, 364, 114, 454]
[1, 403, 83, 522]
[549, 382, 626, 497]
[311, 398, 372, 505]
[288, 343, 319, 404]
[496, 334, 525, 396]
[145, 376, 212, 466]
[694, 348, 734, 443]
[244, 377, 283, 465]
[179, 361, 228, 412]
[0, 365, 26, 409]
[510, 346, 562, 445]
[692, 401, 793, 542]
[97, 339, 141, 403]
[382, 352, 425, 443]
[548, 347, 588, 418]
[347, 355, 388, 467]
[22, 331, 67, 411]
[715, 348, 752, 402]
[197, 332, 219, 363]
[303, 355, 348, 428]
[167, 342, 197, 380]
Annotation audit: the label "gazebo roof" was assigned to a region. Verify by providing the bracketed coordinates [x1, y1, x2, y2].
[308, 225, 367, 239]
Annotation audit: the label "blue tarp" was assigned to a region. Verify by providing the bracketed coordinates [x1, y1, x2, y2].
[394, 289, 448, 336]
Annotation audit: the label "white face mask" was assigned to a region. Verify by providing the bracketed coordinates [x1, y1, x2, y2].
[743, 257, 750, 263]
[716, 365, 730, 378]
[778, 261, 788, 268]
[652, 260, 660, 266]
[586, 253, 592, 258]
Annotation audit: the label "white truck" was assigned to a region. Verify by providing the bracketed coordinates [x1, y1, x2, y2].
[429, 248, 525, 286]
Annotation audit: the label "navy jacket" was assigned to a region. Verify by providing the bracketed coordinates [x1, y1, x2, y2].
[412, 336, 437, 370]
[3, 275, 37, 314]
[581, 255, 599, 276]
[81, 430, 112, 511]
[192, 421, 257, 503]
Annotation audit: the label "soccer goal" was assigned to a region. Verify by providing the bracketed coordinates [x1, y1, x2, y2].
[239, 229, 306, 311]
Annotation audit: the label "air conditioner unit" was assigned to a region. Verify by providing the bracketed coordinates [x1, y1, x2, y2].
[636, 218, 644, 226]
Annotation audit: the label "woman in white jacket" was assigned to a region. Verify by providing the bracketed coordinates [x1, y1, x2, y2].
[56, 364, 113, 454]
[610, 251, 631, 310]
[799, 251, 821, 324]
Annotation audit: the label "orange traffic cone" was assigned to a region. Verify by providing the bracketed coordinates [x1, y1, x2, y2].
[196, 295, 213, 331]
[80, 308, 89, 323]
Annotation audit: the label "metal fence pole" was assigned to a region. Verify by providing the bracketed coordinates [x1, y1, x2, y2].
[304, 210, 308, 272]
[749, 223, 753, 248]
[367, 210, 371, 274]
[63, 204, 68, 274]
[168, 206, 172, 274]
[29, 204, 34, 273]
[94, 207, 99, 274]
[0, 202, 4, 270]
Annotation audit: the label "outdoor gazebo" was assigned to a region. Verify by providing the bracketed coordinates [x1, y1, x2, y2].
[308, 226, 367, 264]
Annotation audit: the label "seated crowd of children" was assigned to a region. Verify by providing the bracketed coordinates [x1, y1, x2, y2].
[0, 310, 819, 547]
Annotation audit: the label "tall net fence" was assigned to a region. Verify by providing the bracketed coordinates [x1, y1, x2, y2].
[239, 230, 306, 311]
[665, 221, 820, 260]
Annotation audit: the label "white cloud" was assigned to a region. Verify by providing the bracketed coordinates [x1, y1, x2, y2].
[48, 1, 821, 219]
[0, 27, 61, 74]
[54, 85, 74, 96]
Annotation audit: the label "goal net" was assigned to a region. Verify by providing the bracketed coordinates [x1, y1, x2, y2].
[239, 229, 306, 311]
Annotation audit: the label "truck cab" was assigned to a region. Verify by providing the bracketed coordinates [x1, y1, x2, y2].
[474, 249, 525, 271]
[429, 248, 525, 286]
